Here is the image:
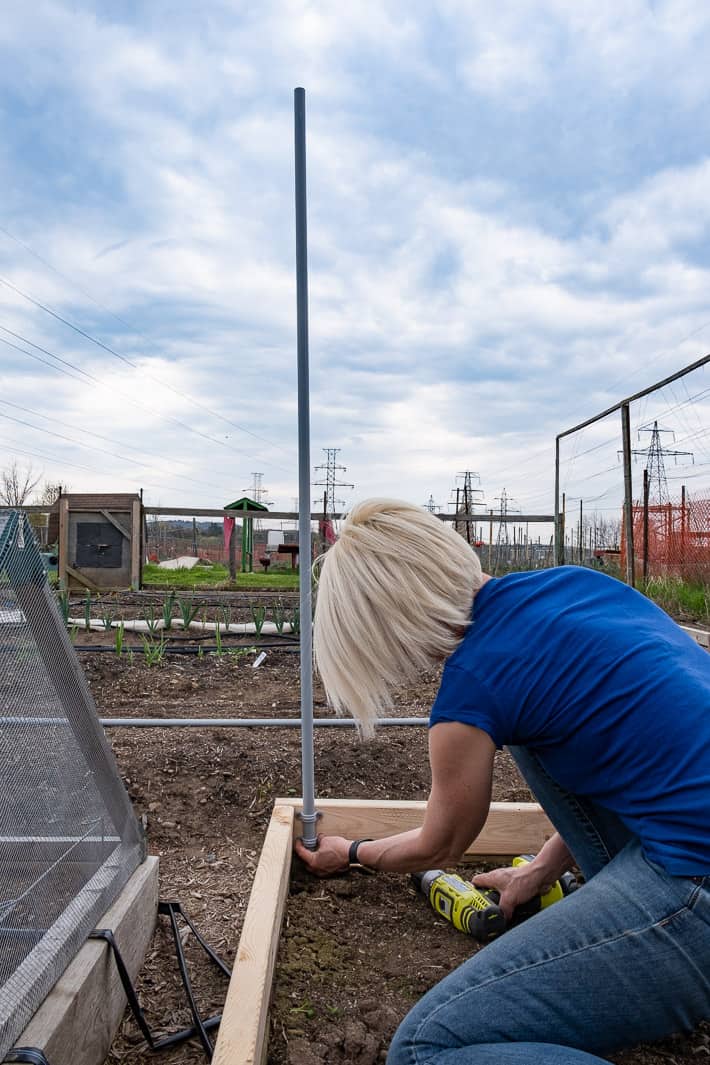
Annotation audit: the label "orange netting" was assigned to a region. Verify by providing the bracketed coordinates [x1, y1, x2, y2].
[620, 496, 710, 581]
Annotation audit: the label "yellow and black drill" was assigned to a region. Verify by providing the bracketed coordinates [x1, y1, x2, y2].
[412, 855, 578, 943]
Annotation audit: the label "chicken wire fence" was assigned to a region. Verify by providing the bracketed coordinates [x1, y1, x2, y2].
[0, 510, 145, 1057]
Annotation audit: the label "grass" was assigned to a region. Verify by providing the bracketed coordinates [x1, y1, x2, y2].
[142, 562, 299, 591]
[639, 575, 710, 623]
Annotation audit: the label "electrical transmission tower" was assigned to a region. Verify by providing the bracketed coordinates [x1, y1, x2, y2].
[313, 448, 354, 519]
[243, 473, 272, 530]
[423, 494, 438, 512]
[493, 489, 521, 572]
[451, 471, 485, 543]
[631, 422, 694, 504]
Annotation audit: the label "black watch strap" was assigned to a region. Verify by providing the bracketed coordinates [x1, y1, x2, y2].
[348, 838, 374, 870]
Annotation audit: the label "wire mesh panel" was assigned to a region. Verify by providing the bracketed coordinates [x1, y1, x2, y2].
[0, 510, 145, 1057]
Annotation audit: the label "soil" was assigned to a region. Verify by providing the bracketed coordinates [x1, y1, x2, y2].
[78, 594, 709, 1065]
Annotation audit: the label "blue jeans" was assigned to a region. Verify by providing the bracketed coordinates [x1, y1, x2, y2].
[387, 746, 710, 1065]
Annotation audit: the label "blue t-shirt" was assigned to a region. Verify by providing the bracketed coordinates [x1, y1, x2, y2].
[430, 566, 710, 875]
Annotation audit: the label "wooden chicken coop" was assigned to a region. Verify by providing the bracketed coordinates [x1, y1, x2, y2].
[51, 493, 143, 592]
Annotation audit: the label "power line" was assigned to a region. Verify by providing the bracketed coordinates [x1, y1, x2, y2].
[0, 397, 229, 495]
[0, 325, 294, 475]
[0, 273, 293, 464]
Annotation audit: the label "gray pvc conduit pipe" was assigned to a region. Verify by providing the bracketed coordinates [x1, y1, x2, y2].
[0, 716, 428, 728]
[295, 87, 318, 849]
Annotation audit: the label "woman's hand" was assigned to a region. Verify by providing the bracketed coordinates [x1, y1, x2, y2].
[472, 862, 555, 921]
[294, 834, 351, 877]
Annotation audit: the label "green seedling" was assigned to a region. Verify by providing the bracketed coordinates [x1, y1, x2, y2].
[197, 644, 204, 660]
[115, 622, 125, 657]
[178, 597, 201, 629]
[141, 635, 166, 666]
[101, 610, 113, 632]
[214, 624, 223, 656]
[143, 606, 160, 637]
[83, 591, 92, 632]
[250, 604, 266, 637]
[290, 606, 300, 636]
[69, 624, 79, 644]
[162, 591, 176, 631]
[219, 605, 232, 632]
[272, 599, 285, 635]
[57, 585, 70, 625]
[289, 1002, 315, 1019]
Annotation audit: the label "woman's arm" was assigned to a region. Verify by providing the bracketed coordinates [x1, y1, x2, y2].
[295, 722, 495, 876]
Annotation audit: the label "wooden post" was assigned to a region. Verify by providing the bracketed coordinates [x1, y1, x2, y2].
[578, 498, 583, 565]
[643, 468, 649, 581]
[621, 403, 635, 587]
[681, 484, 687, 575]
[228, 521, 237, 581]
[130, 499, 142, 591]
[58, 495, 69, 589]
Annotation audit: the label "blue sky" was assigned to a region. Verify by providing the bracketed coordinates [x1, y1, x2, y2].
[1, 1, 710, 522]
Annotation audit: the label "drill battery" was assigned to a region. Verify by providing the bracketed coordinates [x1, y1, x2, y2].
[412, 855, 578, 943]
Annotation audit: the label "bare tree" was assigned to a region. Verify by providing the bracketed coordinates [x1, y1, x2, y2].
[34, 480, 63, 506]
[0, 460, 42, 507]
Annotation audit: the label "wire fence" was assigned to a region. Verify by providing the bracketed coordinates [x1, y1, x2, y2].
[556, 354, 710, 584]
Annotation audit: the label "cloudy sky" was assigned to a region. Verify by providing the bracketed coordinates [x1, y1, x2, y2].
[1, 1, 710, 526]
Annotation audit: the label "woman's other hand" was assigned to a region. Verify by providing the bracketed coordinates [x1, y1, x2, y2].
[472, 862, 555, 921]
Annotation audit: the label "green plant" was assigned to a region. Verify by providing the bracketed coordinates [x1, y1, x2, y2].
[178, 597, 201, 629]
[101, 609, 113, 632]
[162, 591, 176, 631]
[143, 606, 160, 637]
[250, 604, 266, 637]
[114, 622, 125, 657]
[57, 585, 70, 625]
[141, 635, 166, 666]
[197, 644, 204, 660]
[69, 624, 79, 643]
[83, 591, 92, 632]
[214, 624, 223, 656]
[290, 606, 300, 636]
[272, 599, 285, 635]
[219, 605, 232, 632]
[289, 1000, 315, 1019]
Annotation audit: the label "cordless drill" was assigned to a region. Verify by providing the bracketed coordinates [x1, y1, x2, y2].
[412, 855, 578, 943]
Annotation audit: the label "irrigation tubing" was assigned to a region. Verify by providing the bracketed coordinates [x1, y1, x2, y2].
[70, 642, 299, 654]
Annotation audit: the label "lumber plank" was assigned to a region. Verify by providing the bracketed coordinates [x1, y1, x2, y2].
[99, 508, 131, 540]
[65, 564, 100, 592]
[277, 798, 554, 858]
[15, 855, 159, 1065]
[213, 805, 294, 1065]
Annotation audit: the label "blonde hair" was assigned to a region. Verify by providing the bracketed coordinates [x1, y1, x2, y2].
[313, 498, 483, 737]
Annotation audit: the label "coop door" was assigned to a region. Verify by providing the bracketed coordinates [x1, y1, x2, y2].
[75, 521, 124, 568]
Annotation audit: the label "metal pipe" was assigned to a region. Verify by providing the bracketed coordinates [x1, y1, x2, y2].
[0, 716, 428, 728]
[294, 87, 318, 848]
[556, 351, 710, 441]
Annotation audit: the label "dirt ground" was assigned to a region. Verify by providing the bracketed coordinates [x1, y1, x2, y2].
[76, 594, 710, 1065]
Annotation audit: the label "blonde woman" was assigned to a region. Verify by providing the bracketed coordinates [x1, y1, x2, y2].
[296, 499, 710, 1065]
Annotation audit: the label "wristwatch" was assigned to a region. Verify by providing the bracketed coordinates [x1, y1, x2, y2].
[348, 838, 374, 871]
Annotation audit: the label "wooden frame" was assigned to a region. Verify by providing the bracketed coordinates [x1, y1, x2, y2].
[56, 493, 142, 592]
[212, 799, 553, 1065]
